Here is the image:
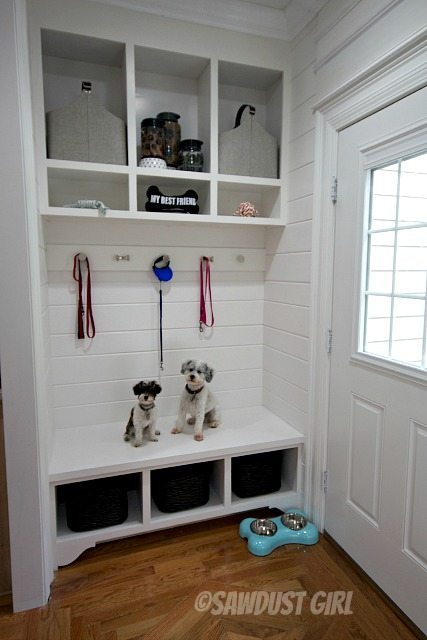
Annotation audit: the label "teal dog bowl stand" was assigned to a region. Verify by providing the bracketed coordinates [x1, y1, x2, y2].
[240, 508, 319, 556]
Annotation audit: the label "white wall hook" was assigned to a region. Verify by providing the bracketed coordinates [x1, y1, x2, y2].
[114, 254, 130, 261]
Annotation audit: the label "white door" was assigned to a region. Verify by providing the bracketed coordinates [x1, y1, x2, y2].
[326, 87, 427, 634]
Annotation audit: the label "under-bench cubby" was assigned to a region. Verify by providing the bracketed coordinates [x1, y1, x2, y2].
[50, 407, 304, 566]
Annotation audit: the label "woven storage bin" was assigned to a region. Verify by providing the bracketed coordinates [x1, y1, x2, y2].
[152, 462, 212, 513]
[232, 451, 282, 498]
[63, 477, 128, 532]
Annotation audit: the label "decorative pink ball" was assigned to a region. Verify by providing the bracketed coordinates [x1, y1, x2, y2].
[234, 201, 258, 217]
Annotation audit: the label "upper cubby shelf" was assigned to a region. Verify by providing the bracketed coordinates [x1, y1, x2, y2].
[134, 46, 211, 172]
[36, 29, 286, 226]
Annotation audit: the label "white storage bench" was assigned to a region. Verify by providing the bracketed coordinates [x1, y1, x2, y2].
[50, 406, 304, 566]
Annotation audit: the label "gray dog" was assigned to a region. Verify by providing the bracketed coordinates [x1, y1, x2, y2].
[171, 359, 221, 441]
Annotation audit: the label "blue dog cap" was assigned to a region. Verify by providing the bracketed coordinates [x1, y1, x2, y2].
[153, 255, 173, 282]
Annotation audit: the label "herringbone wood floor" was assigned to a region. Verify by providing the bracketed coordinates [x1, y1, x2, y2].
[0, 511, 422, 639]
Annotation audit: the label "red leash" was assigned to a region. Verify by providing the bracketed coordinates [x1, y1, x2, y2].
[73, 253, 95, 339]
[199, 256, 214, 332]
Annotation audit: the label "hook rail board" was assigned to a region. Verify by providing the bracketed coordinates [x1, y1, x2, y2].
[46, 246, 266, 272]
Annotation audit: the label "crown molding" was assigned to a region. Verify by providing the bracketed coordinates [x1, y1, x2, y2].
[87, 0, 327, 41]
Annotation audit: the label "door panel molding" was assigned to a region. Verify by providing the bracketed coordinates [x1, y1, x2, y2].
[403, 420, 427, 571]
[346, 394, 384, 528]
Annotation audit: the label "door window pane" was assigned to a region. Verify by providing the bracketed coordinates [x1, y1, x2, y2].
[362, 150, 427, 371]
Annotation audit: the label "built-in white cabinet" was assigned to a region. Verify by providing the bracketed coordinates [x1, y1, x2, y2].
[36, 28, 285, 224]
[26, 0, 303, 569]
[51, 408, 303, 565]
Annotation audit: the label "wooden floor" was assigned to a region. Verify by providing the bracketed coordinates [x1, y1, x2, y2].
[0, 511, 422, 640]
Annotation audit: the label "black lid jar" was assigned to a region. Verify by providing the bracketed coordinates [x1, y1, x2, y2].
[178, 139, 204, 172]
[156, 112, 181, 168]
[141, 118, 165, 159]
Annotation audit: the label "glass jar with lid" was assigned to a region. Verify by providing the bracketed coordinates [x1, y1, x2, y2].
[178, 139, 204, 172]
[140, 118, 165, 160]
[157, 112, 181, 168]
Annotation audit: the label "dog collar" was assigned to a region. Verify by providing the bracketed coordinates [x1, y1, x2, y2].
[139, 402, 155, 412]
[186, 384, 204, 401]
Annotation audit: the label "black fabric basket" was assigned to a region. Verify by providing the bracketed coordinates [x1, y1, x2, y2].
[152, 462, 212, 513]
[63, 476, 129, 532]
[232, 451, 282, 498]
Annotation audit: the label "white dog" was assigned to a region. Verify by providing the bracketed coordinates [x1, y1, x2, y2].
[124, 380, 161, 447]
[172, 359, 221, 441]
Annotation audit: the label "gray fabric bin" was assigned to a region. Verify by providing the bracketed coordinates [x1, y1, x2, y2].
[219, 104, 278, 179]
[46, 89, 127, 165]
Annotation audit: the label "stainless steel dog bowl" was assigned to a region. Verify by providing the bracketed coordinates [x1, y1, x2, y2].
[281, 512, 307, 530]
[250, 518, 278, 536]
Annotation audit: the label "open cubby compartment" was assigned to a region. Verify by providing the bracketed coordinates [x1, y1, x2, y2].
[55, 472, 143, 537]
[41, 29, 128, 163]
[218, 178, 281, 219]
[150, 459, 225, 523]
[231, 447, 299, 504]
[47, 165, 130, 213]
[134, 46, 211, 171]
[218, 60, 283, 179]
[137, 171, 211, 216]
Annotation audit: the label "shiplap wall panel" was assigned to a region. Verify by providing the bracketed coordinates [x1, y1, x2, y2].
[48, 276, 264, 306]
[53, 387, 264, 430]
[51, 326, 263, 357]
[264, 390, 308, 433]
[288, 130, 315, 171]
[51, 345, 263, 385]
[287, 195, 314, 224]
[264, 326, 309, 362]
[266, 220, 312, 254]
[45, 220, 265, 429]
[52, 369, 262, 408]
[288, 97, 315, 141]
[290, 66, 316, 111]
[49, 300, 263, 334]
[44, 219, 265, 249]
[264, 302, 309, 337]
[264, 346, 309, 391]
[262, 18, 315, 433]
[264, 282, 310, 307]
[288, 164, 315, 201]
[264, 370, 308, 414]
[266, 252, 311, 283]
[47, 245, 265, 272]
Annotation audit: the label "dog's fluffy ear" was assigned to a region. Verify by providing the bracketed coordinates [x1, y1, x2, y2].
[133, 381, 144, 396]
[204, 365, 215, 383]
[181, 359, 194, 374]
[150, 381, 162, 396]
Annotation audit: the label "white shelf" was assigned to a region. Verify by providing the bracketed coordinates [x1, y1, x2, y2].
[46, 159, 129, 174]
[42, 208, 285, 225]
[49, 406, 303, 483]
[150, 487, 224, 525]
[136, 167, 212, 181]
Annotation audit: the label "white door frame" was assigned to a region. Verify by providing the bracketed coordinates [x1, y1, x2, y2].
[306, 27, 427, 529]
[0, 0, 53, 610]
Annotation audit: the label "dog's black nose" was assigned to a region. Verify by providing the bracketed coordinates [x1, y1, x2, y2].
[190, 374, 195, 380]
[144, 395, 149, 400]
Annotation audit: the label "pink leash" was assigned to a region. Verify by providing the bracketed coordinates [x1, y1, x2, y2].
[199, 256, 214, 332]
